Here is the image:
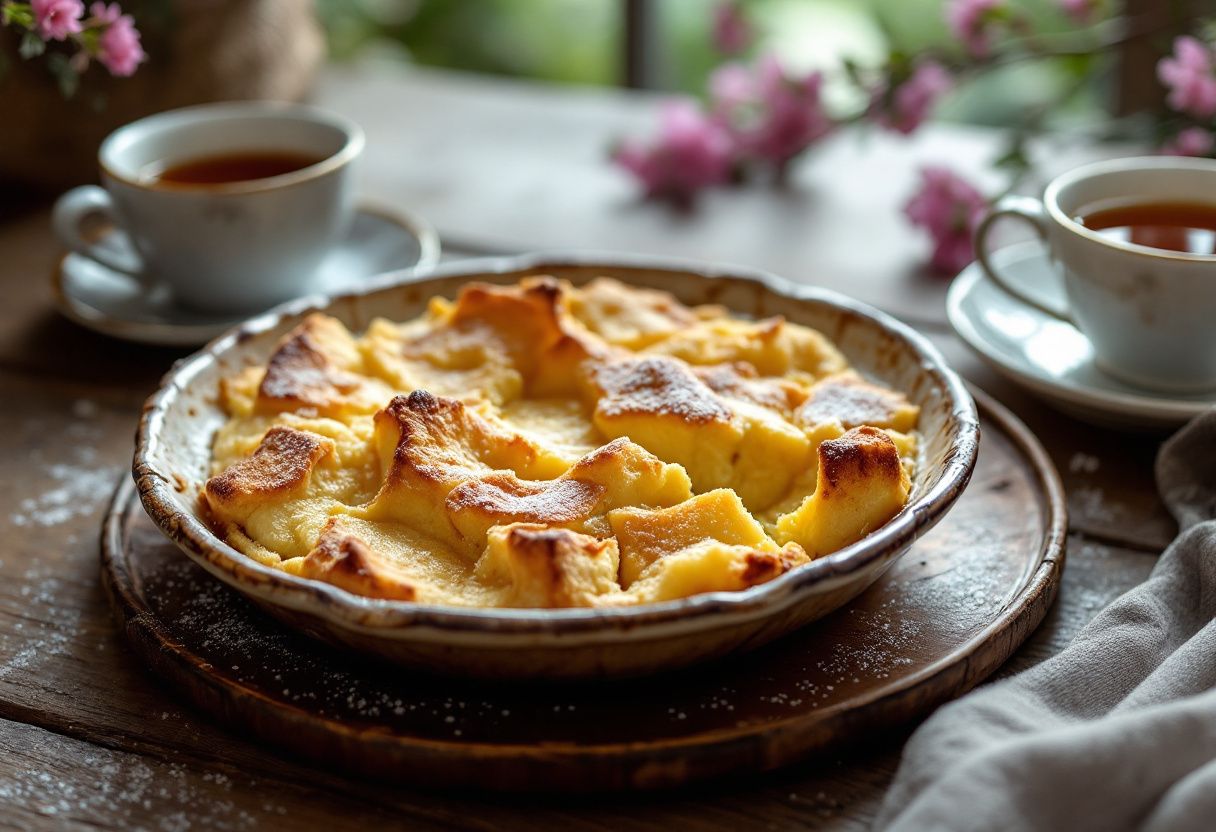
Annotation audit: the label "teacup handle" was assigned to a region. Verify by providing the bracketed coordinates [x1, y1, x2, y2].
[975, 195, 1073, 322]
[52, 185, 149, 283]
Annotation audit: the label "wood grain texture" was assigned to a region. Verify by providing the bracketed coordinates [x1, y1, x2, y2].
[101, 393, 1063, 792]
[0, 717, 410, 831]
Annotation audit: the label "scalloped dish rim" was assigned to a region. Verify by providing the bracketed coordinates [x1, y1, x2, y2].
[133, 252, 979, 647]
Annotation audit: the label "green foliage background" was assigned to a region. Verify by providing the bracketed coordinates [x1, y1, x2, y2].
[316, 0, 1112, 127]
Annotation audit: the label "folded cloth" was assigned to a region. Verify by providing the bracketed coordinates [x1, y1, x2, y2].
[874, 412, 1216, 832]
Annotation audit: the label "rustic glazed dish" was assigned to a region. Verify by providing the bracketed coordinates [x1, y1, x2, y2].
[134, 255, 979, 679]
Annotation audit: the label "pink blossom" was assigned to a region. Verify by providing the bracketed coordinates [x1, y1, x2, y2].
[904, 166, 989, 275]
[89, 1, 122, 24]
[31, 0, 84, 41]
[1162, 126, 1215, 158]
[710, 54, 832, 169]
[1158, 36, 1216, 119]
[873, 61, 953, 135]
[712, 2, 752, 55]
[946, 0, 1003, 58]
[612, 100, 735, 204]
[96, 7, 145, 77]
[1056, 0, 1098, 23]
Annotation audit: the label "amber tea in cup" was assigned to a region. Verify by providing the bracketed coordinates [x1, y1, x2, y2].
[52, 101, 363, 312]
[1075, 200, 1216, 255]
[145, 150, 324, 185]
[974, 156, 1216, 393]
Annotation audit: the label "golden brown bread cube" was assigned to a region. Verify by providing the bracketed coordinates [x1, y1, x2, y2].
[645, 316, 848, 381]
[253, 314, 392, 418]
[797, 371, 920, 433]
[620, 541, 810, 604]
[361, 391, 569, 552]
[294, 517, 420, 602]
[608, 488, 778, 587]
[204, 425, 333, 520]
[476, 524, 621, 608]
[566, 276, 709, 349]
[776, 426, 911, 557]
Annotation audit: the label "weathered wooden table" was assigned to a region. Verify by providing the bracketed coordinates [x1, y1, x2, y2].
[0, 65, 1173, 830]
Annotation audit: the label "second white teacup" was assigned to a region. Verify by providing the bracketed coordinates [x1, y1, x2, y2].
[976, 156, 1216, 393]
[53, 101, 364, 313]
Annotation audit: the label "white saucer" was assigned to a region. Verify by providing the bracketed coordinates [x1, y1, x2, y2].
[948, 241, 1214, 430]
[52, 204, 441, 347]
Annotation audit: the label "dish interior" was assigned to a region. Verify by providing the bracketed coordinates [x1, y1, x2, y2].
[138, 261, 971, 627]
[200, 275, 921, 609]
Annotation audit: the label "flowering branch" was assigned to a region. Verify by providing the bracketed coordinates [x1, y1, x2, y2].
[610, 0, 1216, 275]
[2, 0, 145, 95]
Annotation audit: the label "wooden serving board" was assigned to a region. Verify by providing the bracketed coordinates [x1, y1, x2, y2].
[101, 390, 1065, 792]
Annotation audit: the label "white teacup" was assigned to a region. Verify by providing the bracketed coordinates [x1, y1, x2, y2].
[53, 101, 364, 313]
[976, 156, 1216, 393]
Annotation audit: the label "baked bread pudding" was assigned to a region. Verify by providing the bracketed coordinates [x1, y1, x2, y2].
[204, 277, 918, 608]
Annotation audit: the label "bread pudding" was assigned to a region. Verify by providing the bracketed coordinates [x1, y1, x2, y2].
[204, 277, 919, 608]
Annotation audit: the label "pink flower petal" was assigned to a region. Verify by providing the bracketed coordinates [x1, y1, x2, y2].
[1158, 36, 1216, 118]
[709, 53, 833, 167]
[904, 166, 988, 275]
[1162, 127, 1215, 158]
[97, 12, 145, 77]
[875, 61, 953, 135]
[31, 0, 84, 41]
[612, 99, 735, 203]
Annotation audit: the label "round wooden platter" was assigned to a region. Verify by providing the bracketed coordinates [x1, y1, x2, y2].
[101, 389, 1065, 793]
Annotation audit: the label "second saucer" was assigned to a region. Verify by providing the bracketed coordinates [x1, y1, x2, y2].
[948, 241, 1213, 430]
[53, 204, 440, 348]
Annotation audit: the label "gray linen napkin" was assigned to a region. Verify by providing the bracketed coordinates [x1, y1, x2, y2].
[874, 412, 1216, 832]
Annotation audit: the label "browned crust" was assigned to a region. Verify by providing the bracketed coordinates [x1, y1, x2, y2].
[374, 391, 544, 487]
[753, 316, 784, 340]
[567, 277, 701, 341]
[692, 362, 806, 412]
[205, 426, 333, 506]
[817, 426, 902, 493]
[451, 276, 564, 321]
[740, 550, 784, 585]
[740, 546, 808, 586]
[403, 278, 615, 399]
[566, 436, 635, 468]
[593, 356, 732, 423]
[447, 474, 605, 525]
[376, 391, 461, 485]
[299, 518, 418, 602]
[412, 277, 567, 364]
[498, 525, 615, 607]
[797, 374, 913, 429]
[257, 315, 363, 413]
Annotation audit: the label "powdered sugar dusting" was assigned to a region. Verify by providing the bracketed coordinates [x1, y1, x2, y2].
[10, 462, 119, 528]
[9, 400, 122, 529]
[1072, 485, 1117, 525]
[0, 567, 83, 681]
[0, 734, 266, 831]
[594, 356, 733, 423]
[1, 398, 120, 681]
[1068, 453, 1101, 474]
